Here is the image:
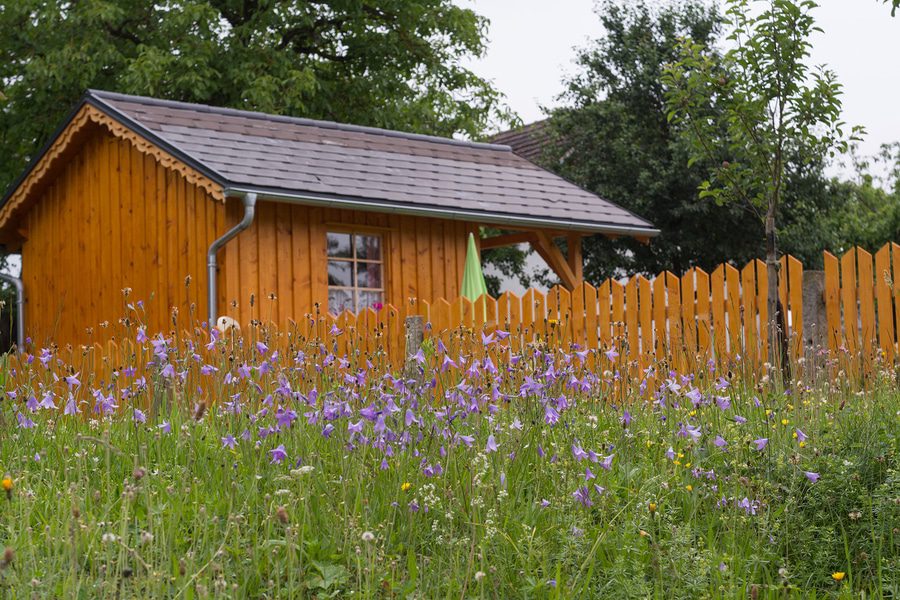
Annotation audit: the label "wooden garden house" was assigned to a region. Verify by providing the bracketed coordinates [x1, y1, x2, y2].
[0, 90, 658, 346]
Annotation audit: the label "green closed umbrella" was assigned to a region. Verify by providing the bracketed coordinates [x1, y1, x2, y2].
[460, 232, 488, 301]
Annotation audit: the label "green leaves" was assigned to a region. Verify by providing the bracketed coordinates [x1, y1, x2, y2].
[663, 0, 856, 220]
[534, 0, 778, 281]
[0, 0, 514, 194]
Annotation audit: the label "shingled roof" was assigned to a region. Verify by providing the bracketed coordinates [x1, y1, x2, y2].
[489, 120, 555, 163]
[5, 90, 658, 237]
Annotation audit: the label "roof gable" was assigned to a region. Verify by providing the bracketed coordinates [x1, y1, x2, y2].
[0, 101, 224, 237]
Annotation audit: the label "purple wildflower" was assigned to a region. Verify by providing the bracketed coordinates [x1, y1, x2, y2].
[573, 486, 593, 507]
[221, 435, 237, 449]
[64, 396, 79, 416]
[571, 443, 589, 462]
[269, 444, 288, 465]
[713, 435, 727, 448]
[737, 497, 758, 515]
[485, 434, 498, 453]
[686, 387, 702, 406]
[133, 408, 147, 424]
[200, 364, 218, 376]
[544, 404, 559, 425]
[752, 438, 768, 451]
[803, 471, 820, 483]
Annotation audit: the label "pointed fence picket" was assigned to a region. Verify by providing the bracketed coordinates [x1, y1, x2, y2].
[7, 244, 900, 390]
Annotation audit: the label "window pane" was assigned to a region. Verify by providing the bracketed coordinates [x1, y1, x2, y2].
[327, 261, 352, 286]
[355, 234, 381, 260]
[356, 262, 382, 289]
[328, 289, 354, 314]
[327, 232, 352, 258]
[359, 291, 384, 310]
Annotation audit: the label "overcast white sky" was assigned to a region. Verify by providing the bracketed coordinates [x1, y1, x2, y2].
[459, 0, 900, 170]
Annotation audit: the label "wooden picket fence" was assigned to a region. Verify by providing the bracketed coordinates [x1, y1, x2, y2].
[5, 243, 900, 388]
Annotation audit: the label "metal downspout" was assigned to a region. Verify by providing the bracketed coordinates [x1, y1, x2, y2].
[0, 272, 24, 352]
[207, 192, 257, 327]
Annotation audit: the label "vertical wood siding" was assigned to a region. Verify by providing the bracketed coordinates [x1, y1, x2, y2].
[20, 127, 477, 344]
[22, 129, 228, 345]
[220, 202, 475, 328]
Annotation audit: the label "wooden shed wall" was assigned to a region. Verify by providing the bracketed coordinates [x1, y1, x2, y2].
[220, 201, 477, 327]
[21, 127, 229, 345]
[18, 125, 479, 344]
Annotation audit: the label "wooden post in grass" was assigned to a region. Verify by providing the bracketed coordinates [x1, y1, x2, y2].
[802, 271, 827, 372]
[404, 315, 425, 379]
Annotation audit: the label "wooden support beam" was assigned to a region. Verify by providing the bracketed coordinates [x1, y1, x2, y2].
[532, 230, 579, 290]
[567, 232, 583, 282]
[480, 231, 537, 249]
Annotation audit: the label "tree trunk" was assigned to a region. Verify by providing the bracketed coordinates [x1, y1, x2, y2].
[765, 212, 788, 381]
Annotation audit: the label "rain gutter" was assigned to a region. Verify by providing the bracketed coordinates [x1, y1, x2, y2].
[221, 186, 661, 238]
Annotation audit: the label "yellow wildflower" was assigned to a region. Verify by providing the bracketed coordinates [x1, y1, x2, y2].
[685, 485, 693, 492]
[648, 502, 657, 514]
[401, 482, 412, 492]
[832, 572, 846, 581]
[781, 419, 789, 426]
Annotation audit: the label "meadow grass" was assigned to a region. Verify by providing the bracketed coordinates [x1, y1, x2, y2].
[0, 323, 897, 598]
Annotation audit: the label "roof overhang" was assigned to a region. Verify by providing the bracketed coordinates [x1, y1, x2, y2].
[221, 186, 661, 238]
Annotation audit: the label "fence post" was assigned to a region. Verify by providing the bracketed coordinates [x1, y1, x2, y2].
[404, 315, 425, 379]
[801, 270, 827, 368]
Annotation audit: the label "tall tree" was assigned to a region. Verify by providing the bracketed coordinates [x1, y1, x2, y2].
[543, 0, 766, 283]
[663, 0, 860, 366]
[0, 0, 512, 193]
